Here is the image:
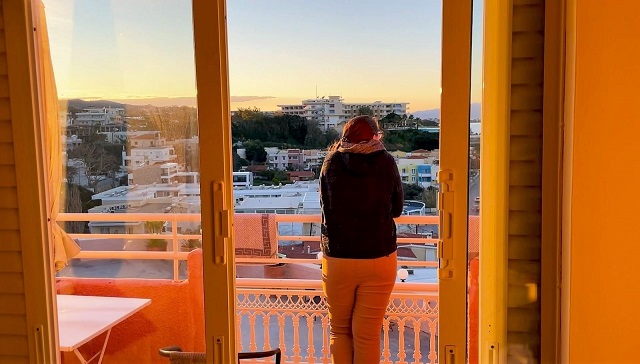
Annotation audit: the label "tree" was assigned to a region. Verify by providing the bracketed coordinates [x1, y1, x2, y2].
[64, 184, 85, 233]
[145, 221, 164, 234]
[272, 170, 289, 185]
[243, 140, 268, 164]
[283, 114, 308, 145]
[304, 121, 326, 148]
[232, 149, 249, 171]
[357, 106, 374, 116]
[421, 186, 438, 209]
[67, 144, 119, 191]
[83, 130, 107, 144]
[234, 107, 263, 121]
[402, 183, 424, 200]
[324, 129, 340, 147]
[412, 133, 439, 151]
[66, 165, 78, 184]
[380, 112, 402, 127]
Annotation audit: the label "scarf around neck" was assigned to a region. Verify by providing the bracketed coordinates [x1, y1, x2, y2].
[337, 139, 386, 154]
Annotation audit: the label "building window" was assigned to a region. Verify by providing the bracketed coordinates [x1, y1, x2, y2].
[411, 169, 416, 174]
[402, 168, 406, 173]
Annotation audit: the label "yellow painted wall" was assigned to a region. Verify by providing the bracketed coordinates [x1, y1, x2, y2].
[568, 0, 640, 361]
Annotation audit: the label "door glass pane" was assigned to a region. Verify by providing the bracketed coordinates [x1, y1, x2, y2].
[468, 0, 483, 362]
[44, 0, 205, 360]
[227, 1, 443, 362]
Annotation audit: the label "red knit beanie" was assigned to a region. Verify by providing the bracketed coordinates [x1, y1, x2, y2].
[341, 116, 380, 143]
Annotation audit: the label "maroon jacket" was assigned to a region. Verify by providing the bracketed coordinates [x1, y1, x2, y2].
[319, 149, 404, 259]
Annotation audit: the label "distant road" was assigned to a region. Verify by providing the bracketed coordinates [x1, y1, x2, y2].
[468, 175, 480, 216]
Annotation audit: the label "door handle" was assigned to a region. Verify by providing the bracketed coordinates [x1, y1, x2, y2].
[211, 181, 230, 265]
[438, 170, 454, 279]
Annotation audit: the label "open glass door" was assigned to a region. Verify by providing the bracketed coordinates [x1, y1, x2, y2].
[193, 0, 237, 362]
[45, 0, 476, 361]
[439, 0, 473, 362]
[220, 0, 475, 363]
[45, 0, 237, 362]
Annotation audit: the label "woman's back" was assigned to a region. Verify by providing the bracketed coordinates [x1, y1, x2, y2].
[320, 149, 403, 259]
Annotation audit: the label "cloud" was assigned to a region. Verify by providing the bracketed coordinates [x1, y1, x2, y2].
[92, 95, 276, 107]
[230, 96, 275, 103]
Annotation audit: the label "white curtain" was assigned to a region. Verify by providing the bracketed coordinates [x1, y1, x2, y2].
[38, 2, 81, 271]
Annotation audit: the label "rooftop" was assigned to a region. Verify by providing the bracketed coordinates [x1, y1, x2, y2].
[235, 197, 301, 210]
[130, 134, 160, 140]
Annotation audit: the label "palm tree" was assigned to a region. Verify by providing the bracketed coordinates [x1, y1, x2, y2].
[144, 221, 164, 234]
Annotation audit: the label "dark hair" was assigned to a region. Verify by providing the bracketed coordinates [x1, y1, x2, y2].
[328, 115, 381, 151]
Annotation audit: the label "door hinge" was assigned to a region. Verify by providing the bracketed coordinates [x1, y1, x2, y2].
[438, 170, 454, 279]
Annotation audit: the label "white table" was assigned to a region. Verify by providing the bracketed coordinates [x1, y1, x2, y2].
[57, 295, 151, 364]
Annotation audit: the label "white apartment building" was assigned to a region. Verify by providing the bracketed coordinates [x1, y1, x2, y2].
[75, 107, 125, 126]
[160, 163, 199, 184]
[62, 135, 82, 151]
[268, 150, 289, 170]
[232, 171, 253, 187]
[267, 148, 305, 170]
[303, 149, 326, 170]
[59, 111, 72, 126]
[122, 146, 177, 169]
[129, 132, 165, 148]
[277, 96, 409, 131]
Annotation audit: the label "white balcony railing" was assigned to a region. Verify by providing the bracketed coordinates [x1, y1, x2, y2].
[236, 279, 438, 364]
[55, 213, 440, 281]
[55, 213, 440, 364]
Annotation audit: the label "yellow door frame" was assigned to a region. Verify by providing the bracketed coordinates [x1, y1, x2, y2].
[439, 0, 473, 361]
[480, 0, 512, 362]
[542, 0, 567, 362]
[192, 0, 238, 363]
[5, 0, 59, 362]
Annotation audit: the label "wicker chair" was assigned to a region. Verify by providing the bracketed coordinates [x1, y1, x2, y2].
[159, 346, 281, 364]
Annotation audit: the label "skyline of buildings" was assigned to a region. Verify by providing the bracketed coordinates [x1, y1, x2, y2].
[277, 96, 409, 131]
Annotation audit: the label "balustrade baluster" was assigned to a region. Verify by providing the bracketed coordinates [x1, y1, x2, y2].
[278, 312, 287, 362]
[321, 316, 330, 363]
[248, 313, 257, 352]
[263, 314, 271, 352]
[236, 311, 244, 353]
[428, 320, 437, 364]
[292, 313, 302, 362]
[412, 319, 422, 364]
[398, 318, 408, 364]
[382, 318, 392, 364]
[306, 314, 315, 363]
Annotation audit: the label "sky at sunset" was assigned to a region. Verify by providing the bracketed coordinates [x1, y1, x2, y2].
[43, 0, 483, 112]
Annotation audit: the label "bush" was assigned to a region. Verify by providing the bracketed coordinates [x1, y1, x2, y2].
[181, 239, 202, 252]
[146, 238, 168, 251]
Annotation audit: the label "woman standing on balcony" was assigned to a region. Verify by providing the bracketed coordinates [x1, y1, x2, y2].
[320, 115, 404, 363]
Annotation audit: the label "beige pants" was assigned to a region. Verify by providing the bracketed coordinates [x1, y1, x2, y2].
[322, 252, 397, 364]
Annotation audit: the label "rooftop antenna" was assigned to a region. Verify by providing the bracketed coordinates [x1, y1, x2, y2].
[315, 85, 318, 99]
